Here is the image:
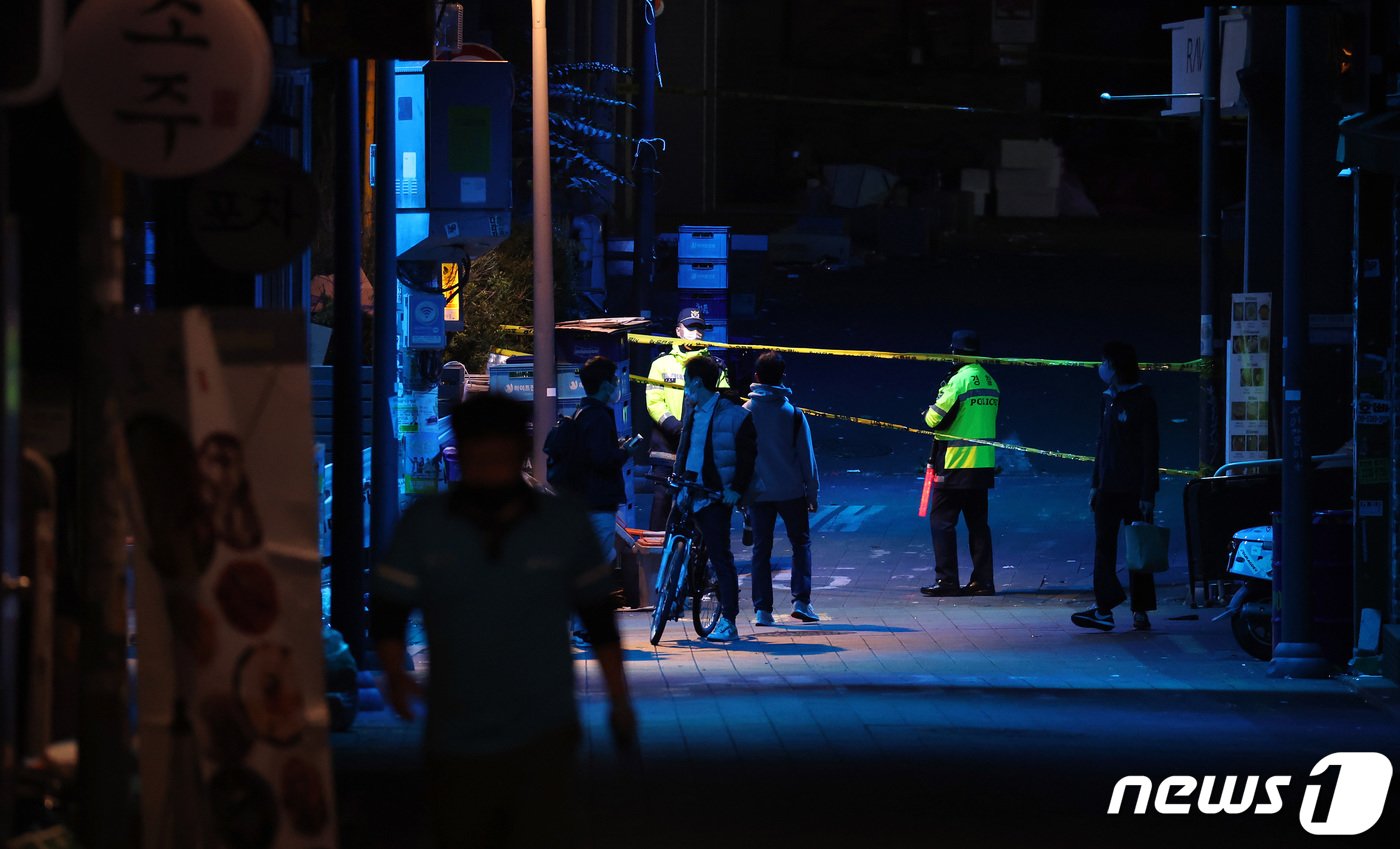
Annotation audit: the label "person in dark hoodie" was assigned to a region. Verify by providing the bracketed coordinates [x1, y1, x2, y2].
[564, 356, 640, 557]
[561, 357, 641, 638]
[1072, 341, 1161, 632]
[743, 351, 821, 625]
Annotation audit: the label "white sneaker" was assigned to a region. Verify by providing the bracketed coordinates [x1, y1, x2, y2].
[791, 601, 819, 622]
[706, 617, 738, 642]
[754, 610, 776, 627]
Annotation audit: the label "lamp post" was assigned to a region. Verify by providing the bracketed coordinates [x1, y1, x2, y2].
[531, 0, 557, 477]
[1270, 4, 1329, 679]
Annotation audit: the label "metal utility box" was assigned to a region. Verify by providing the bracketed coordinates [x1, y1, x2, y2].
[425, 60, 514, 212]
[393, 59, 513, 261]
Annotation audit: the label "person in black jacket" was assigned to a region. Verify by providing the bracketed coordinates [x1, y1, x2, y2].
[566, 357, 638, 519]
[1073, 341, 1161, 632]
[565, 357, 641, 640]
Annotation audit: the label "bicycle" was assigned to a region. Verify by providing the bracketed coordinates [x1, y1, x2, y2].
[646, 475, 725, 645]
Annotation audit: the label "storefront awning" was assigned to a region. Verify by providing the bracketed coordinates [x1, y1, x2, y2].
[1338, 108, 1400, 176]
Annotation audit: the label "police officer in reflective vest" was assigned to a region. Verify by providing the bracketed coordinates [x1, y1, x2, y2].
[919, 330, 1000, 598]
[645, 307, 728, 529]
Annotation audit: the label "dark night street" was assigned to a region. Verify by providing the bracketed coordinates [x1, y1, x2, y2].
[5, 3, 1399, 849]
[331, 223, 1400, 849]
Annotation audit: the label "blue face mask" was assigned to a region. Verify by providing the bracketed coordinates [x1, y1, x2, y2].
[1098, 362, 1114, 385]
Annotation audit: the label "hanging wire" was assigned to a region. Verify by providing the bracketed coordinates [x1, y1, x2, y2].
[644, 0, 664, 88]
[633, 136, 666, 163]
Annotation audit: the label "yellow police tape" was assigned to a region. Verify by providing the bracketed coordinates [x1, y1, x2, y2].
[500, 325, 1209, 373]
[621, 332, 1211, 374]
[628, 372, 1198, 478]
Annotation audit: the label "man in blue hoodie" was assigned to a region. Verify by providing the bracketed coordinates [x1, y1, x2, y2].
[743, 352, 821, 625]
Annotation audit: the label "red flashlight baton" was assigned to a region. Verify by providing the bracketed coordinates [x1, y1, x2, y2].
[917, 465, 935, 517]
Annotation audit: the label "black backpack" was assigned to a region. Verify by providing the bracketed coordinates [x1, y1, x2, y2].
[544, 407, 587, 492]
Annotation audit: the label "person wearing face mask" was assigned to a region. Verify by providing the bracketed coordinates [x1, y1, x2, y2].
[918, 329, 1000, 598]
[1072, 341, 1161, 632]
[561, 356, 641, 637]
[645, 307, 729, 529]
[674, 354, 758, 642]
[370, 393, 635, 847]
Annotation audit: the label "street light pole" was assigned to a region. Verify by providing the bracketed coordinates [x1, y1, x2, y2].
[1271, 4, 1328, 679]
[1200, 5, 1221, 473]
[331, 60, 365, 662]
[531, 0, 557, 478]
[633, 0, 659, 318]
[371, 60, 398, 573]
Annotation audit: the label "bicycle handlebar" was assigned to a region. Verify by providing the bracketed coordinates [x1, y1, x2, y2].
[641, 473, 723, 500]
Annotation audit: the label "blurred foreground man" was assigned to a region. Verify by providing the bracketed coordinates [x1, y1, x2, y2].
[919, 330, 1001, 598]
[371, 393, 635, 848]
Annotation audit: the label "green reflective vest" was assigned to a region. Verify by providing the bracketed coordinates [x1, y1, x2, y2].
[924, 363, 999, 487]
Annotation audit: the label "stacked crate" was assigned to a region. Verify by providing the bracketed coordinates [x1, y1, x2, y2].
[995, 139, 1062, 218]
[676, 225, 730, 344]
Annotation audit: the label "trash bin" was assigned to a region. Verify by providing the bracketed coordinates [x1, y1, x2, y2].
[1270, 509, 1354, 667]
[616, 525, 665, 610]
[442, 445, 459, 483]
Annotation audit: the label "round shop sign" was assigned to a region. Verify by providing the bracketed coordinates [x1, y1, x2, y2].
[188, 148, 319, 273]
[61, 0, 273, 178]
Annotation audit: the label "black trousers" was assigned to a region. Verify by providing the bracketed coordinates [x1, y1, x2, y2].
[648, 463, 674, 530]
[929, 487, 994, 587]
[1093, 490, 1157, 613]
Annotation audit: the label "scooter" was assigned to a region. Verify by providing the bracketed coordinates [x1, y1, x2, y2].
[1212, 525, 1274, 660]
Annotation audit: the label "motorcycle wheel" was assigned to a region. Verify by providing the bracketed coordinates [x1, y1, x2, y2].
[1231, 609, 1273, 661]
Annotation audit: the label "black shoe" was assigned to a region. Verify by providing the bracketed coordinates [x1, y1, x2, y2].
[920, 581, 962, 597]
[1071, 607, 1114, 631]
[961, 582, 995, 597]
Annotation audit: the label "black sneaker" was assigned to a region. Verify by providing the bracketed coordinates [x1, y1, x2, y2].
[1132, 611, 1151, 631]
[920, 581, 961, 597]
[1071, 607, 1114, 631]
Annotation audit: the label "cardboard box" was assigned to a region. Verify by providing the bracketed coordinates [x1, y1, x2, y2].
[997, 189, 1059, 218]
[995, 165, 1060, 193]
[1001, 138, 1061, 169]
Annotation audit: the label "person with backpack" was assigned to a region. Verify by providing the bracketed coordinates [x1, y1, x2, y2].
[546, 357, 640, 639]
[743, 351, 821, 625]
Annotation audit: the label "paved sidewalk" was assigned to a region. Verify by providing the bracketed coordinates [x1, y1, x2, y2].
[333, 471, 1400, 849]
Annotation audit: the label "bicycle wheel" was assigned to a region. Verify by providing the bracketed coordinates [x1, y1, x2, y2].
[690, 543, 722, 638]
[649, 537, 689, 646]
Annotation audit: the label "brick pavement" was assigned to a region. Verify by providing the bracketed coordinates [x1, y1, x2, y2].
[333, 471, 1400, 849]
